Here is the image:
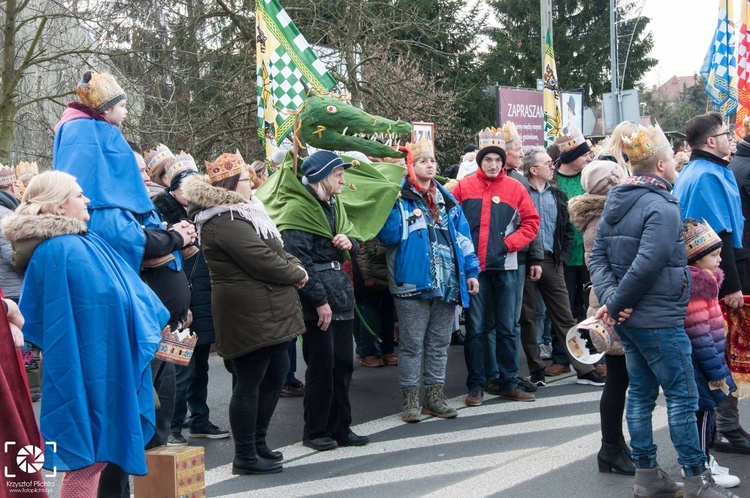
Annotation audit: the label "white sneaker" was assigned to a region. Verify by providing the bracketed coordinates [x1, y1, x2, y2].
[540, 343, 552, 360]
[710, 456, 740, 489]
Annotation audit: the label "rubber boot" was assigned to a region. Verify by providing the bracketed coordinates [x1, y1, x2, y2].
[401, 387, 421, 423]
[421, 384, 457, 419]
[597, 440, 635, 475]
[633, 467, 684, 498]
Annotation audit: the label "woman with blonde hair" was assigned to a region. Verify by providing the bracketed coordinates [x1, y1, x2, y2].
[596, 121, 637, 174]
[3, 171, 168, 497]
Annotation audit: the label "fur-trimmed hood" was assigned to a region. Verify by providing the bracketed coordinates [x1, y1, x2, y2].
[689, 265, 724, 301]
[181, 174, 245, 213]
[568, 193, 606, 233]
[2, 213, 87, 271]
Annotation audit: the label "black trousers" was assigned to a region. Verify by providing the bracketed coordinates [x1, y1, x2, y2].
[600, 354, 629, 444]
[302, 319, 354, 440]
[229, 343, 289, 457]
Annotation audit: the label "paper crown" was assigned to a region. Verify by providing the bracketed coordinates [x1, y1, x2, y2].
[166, 151, 198, 183]
[144, 144, 175, 177]
[554, 129, 586, 152]
[15, 160, 38, 177]
[501, 121, 521, 146]
[0, 166, 15, 187]
[75, 71, 125, 112]
[478, 127, 505, 150]
[683, 218, 723, 264]
[205, 150, 247, 184]
[154, 326, 198, 367]
[622, 124, 670, 165]
[406, 138, 435, 160]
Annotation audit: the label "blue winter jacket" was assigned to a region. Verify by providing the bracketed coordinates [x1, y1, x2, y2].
[377, 180, 481, 308]
[589, 175, 691, 328]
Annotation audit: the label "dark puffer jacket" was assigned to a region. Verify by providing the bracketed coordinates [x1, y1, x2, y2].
[153, 190, 214, 345]
[282, 186, 359, 321]
[685, 266, 735, 409]
[589, 175, 690, 328]
[182, 175, 305, 359]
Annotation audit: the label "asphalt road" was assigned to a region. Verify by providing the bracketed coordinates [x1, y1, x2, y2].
[36, 340, 750, 497]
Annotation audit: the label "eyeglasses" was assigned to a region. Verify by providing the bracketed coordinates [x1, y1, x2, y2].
[708, 130, 731, 139]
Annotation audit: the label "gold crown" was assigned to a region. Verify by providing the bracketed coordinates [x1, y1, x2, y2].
[205, 150, 247, 184]
[0, 166, 14, 187]
[75, 72, 125, 112]
[622, 123, 670, 165]
[478, 127, 505, 150]
[406, 138, 435, 160]
[501, 121, 521, 146]
[15, 161, 38, 177]
[144, 144, 175, 177]
[166, 151, 198, 183]
[554, 129, 586, 152]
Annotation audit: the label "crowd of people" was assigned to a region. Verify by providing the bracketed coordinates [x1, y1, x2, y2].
[1, 68, 750, 498]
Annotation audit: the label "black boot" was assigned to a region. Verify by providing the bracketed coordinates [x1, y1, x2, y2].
[255, 376, 284, 462]
[232, 454, 282, 475]
[715, 428, 750, 454]
[620, 437, 633, 460]
[256, 444, 283, 462]
[597, 440, 635, 475]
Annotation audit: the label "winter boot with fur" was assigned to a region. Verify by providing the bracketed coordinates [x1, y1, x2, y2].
[401, 387, 421, 423]
[422, 384, 457, 419]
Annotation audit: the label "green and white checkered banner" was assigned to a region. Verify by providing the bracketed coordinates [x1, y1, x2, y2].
[256, 0, 336, 156]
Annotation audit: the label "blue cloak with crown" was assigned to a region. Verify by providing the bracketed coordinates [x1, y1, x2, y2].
[53, 106, 179, 272]
[8, 213, 169, 474]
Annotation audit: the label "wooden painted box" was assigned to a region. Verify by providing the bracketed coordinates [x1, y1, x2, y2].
[133, 446, 206, 498]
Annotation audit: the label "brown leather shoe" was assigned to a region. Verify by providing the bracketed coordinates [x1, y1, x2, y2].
[544, 364, 571, 376]
[382, 353, 398, 366]
[360, 355, 385, 367]
[595, 364, 607, 376]
[465, 390, 483, 406]
[499, 389, 536, 402]
[141, 253, 175, 270]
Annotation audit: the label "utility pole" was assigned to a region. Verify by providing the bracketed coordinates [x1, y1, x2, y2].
[540, 0, 552, 77]
[610, 0, 621, 124]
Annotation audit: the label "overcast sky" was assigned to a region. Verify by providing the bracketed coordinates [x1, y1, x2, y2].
[641, 0, 737, 88]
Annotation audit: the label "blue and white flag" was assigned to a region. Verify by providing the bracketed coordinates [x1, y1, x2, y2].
[701, 0, 738, 120]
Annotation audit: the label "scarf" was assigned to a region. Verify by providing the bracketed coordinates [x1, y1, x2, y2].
[193, 195, 282, 245]
[623, 174, 670, 191]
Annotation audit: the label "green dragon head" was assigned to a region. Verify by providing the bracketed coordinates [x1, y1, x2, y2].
[297, 93, 412, 158]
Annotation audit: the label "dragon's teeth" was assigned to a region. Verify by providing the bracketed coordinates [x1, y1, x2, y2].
[342, 127, 348, 135]
[386, 138, 392, 146]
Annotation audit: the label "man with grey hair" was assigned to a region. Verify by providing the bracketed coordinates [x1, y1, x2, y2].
[518, 147, 604, 387]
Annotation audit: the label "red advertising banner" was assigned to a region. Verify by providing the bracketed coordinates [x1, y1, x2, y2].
[497, 87, 545, 146]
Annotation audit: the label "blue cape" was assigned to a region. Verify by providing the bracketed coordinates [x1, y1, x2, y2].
[54, 117, 180, 272]
[674, 158, 745, 248]
[20, 232, 168, 474]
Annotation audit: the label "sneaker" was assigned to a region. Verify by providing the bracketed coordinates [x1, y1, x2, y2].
[450, 330, 465, 346]
[576, 370, 606, 387]
[189, 422, 230, 439]
[167, 433, 188, 446]
[382, 353, 398, 366]
[530, 369, 546, 387]
[360, 355, 385, 367]
[710, 456, 741, 489]
[516, 377, 538, 393]
[465, 390, 483, 406]
[539, 343, 552, 360]
[684, 470, 735, 497]
[281, 378, 305, 398]
[485, 378, 502, 396]
[544, 364, 571, 376]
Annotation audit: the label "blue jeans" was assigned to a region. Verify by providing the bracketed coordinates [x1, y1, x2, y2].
[464, 270, 518, 392]
[616, 325, 707, 476]
[483, 263, 525, 380]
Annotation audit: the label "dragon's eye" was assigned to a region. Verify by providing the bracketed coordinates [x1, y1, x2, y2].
[326, 105, 337, 113]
